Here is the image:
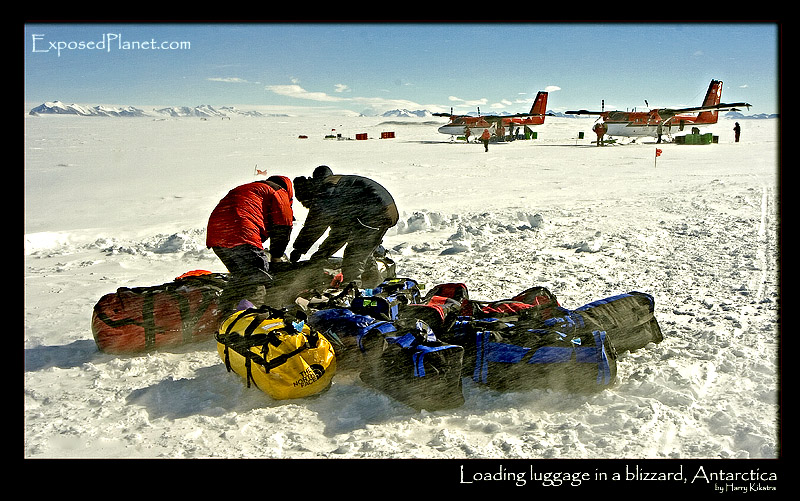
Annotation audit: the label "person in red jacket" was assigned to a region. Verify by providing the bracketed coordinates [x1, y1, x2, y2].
[480, 128, 491, 152]
[206, 176, 293, 312]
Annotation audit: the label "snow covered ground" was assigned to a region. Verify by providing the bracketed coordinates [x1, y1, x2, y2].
[24, 111, 780, 463]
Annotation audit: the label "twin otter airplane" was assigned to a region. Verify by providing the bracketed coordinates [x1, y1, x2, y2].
[434, 91, 550, 140]
[567, 80, 751, 141]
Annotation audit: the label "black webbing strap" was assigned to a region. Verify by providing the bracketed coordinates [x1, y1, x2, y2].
[96, 276, 225, 350]
[142, 293, 157, 350]
[93, 289, 157, 349]
[94, 310, 138, 329]
[217, 308, 313, 389]
[140, 290, 191, 350]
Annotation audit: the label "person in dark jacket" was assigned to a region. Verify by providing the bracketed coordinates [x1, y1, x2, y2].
[290, 166, 398, 288]
[206, 176, 294, 312]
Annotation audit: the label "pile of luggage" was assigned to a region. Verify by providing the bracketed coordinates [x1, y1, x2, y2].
[90, 256, 664, 411]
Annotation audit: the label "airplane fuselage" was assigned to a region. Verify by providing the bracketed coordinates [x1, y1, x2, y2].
[438, 124, 492, 136]
[603, 111, 718, 138]
[604, 122, 670, 138]
[437, 117, 494, 137]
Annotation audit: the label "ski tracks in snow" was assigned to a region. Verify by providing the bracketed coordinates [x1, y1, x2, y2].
[751, 182, 772, 303]
[644, 177, 779, 458]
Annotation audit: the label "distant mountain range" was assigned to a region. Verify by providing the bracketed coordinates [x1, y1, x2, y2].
[28, 101, 777, 120]
[379, 109, 435, 118]
[28, 101, 285, 118]
[724, 111, 778, 120]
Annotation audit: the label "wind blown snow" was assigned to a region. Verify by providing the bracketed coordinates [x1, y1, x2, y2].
[24, 112, 780, 459]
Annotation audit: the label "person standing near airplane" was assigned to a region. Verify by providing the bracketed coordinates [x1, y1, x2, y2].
[481, 128, 491, 152]
[734, 122, 741, 142]
[593, 122, 607, 146]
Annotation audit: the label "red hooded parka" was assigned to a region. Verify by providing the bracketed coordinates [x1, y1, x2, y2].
[206, 178, 293, 254]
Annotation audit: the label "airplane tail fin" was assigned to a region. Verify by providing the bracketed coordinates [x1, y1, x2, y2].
[696, 80, 723, 123]
[530, 91, 548, 116]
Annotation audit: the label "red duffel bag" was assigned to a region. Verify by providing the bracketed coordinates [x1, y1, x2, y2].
[91, 271, 228, 354]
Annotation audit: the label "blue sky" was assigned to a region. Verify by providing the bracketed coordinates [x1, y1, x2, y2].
[24, 22, 780, 115]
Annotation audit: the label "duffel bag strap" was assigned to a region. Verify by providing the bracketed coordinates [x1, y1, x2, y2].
[356, 321, 396, 351]
[94, 309, 141, 330]
[411, 344, 458, 377]
[141, 293, 157, 350]
[93, 289, 158, 349]
[237, 333, 312, 389]
[218, 310, 266, 377]
[217, 308, 317, 387]
[259, 343, 311, 373]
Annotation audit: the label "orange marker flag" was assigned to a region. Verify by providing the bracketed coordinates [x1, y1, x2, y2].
[654, 148, 663, 168]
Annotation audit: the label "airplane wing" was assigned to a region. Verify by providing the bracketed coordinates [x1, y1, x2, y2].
[661, 102, 752, 115]
[567, 102, 751, 117]
[565, 110, 606, 116]
[503, 112, 556, 118]
[434, 112, 553, 119]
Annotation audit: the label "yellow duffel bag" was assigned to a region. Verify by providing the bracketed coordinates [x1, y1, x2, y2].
[216, 306, 336, 400]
